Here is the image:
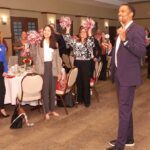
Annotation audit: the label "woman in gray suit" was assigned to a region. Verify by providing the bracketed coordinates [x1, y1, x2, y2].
[34, 25, 62, 120]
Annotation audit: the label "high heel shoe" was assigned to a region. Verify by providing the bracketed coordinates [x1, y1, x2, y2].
[0, 110, 10, 118]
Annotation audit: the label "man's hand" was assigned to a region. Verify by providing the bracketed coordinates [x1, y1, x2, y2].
[117, 27, 126, 42]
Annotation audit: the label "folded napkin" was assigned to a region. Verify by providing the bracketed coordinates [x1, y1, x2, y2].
[6, 75, 15, 78]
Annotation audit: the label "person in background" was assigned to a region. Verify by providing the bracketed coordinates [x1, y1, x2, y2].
[49, 23, 68, 58]
[99, 31, 110, 81]
[39, 28, 44, 37]
[90, 30, 102, 84]
[13, 31, 30, 65]
[33, 25, 62, 120]
[145, 28, 150, 79]
[0, 38, 9, 118]
[0, 31, 8, 52]
[65, 26, 95, 107]
[94, 29, 102, 75]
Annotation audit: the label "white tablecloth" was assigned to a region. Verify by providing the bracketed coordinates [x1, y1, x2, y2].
[4, 73, 39, 106]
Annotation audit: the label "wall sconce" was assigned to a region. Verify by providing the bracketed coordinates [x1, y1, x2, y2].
[48, 18, 55, 24]
[81, 18, 86, 26]
[104, 20, 109, 28]
[1, 16, 8, 25]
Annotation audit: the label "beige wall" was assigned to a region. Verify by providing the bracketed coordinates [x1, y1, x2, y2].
[0, 9, 12, 59]
[132, 2, 150, 18]
[0, 0, 117, 19]
[0, 0, 118, 33]
[135, 19, 150, 28]
[2, 1, 150, 57]
[10, 10, 44, 29]
[133, 2, 150, 28]
[0, 0, 119, 57]
[1, 0, 149, 58]
[0, 0, 118, 35]
[0, 9, 11, 37]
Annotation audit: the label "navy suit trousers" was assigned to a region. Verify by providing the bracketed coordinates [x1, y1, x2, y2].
[115, 69, 136, 150]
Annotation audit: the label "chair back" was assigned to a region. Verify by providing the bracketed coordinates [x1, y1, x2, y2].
[95, 61, 103, 82]
[67, 67, 78, 88]
[19, 73, 43, 102]
[8, 56, 18, 66]
[56, 67, 78, 95]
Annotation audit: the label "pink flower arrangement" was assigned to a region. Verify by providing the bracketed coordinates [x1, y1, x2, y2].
[27, 30, 42, 45]
[82, 18, 95, 30]
[59, 16, 71, 29]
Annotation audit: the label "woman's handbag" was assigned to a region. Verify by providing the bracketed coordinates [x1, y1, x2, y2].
[10, 104, 24, 129]
[10, 104, 34, 129]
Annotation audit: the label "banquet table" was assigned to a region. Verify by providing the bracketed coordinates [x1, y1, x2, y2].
[4, 74, 24, 105]
[4, 67, 40, 106]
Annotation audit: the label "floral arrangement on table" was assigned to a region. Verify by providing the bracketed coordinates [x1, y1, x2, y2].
[59, 16, 72, 29]
[20, 43, 30, 57]
[27, 30, 42, 45]
[22, 56, 32, 66]
[18, 43, 32, 66]
[82, 18, 95, 30]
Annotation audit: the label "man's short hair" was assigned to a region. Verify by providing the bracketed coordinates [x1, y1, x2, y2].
[120, 4, 135, 18]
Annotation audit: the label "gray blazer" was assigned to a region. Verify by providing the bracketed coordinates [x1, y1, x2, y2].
[30, 44, 62, 76]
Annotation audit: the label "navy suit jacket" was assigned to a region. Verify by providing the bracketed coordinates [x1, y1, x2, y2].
[111, 22, 146, 86]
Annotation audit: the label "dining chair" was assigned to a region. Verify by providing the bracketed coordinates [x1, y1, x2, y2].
[90, 61, 103, 102]
[106, 56, 112, 78]
[16, 73, 43, 113]
[56, 67, 78, 115]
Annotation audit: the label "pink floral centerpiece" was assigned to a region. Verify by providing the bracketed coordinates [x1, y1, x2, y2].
[27, 30, 42, 45]
[59, 16, 71, 29]
[82, 18, 95, 30]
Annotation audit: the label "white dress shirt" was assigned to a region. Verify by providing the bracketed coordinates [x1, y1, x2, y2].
[43, 40, 54, 62]
[115, 20, 133, 67]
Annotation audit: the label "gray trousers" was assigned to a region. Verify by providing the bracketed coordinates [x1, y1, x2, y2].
[42, 61, 56, 113]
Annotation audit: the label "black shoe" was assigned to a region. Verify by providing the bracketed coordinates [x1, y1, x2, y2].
[105, 145, 123, 150]
[84, 103, 90, 107]
[109, 139, 135, 147]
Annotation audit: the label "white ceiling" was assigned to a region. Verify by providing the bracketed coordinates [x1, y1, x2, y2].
[66, 0, 150, 8]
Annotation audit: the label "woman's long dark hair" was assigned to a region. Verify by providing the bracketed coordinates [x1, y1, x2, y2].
[77, 26, 88, 43]
[40, 25, 57, 49]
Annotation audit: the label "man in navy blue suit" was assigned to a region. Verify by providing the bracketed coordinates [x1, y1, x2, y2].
[105, 4, 146, 150]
